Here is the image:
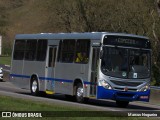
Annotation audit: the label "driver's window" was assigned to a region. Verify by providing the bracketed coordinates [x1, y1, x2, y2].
[130, 50, 149, 67]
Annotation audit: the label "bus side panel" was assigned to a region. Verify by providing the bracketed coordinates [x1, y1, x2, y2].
[55, 63, 90, 96]
[10, 60, 25, 88]
[22, 61, 46, 91]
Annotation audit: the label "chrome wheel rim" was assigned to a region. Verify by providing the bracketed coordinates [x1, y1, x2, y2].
[77, 87, 83, 97]
[32, 80, 37, 93]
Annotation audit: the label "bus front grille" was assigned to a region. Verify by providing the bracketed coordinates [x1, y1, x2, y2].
[110, 80, 143, 87]
[114, 87, 137, 92]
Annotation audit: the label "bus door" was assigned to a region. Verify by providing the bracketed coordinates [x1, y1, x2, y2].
[46, 46, 57, 92]
[90, 47, 100, 97]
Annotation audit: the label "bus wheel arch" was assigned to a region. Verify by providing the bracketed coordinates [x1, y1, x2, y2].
[73, 79, 83, 95]
[30, 74, 40, 96]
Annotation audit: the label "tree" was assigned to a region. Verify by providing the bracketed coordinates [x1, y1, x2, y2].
[156, 0, 160, 16]
[0, 5, 8, 35]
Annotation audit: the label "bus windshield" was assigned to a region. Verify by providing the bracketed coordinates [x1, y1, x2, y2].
[101, 47, 151, 79]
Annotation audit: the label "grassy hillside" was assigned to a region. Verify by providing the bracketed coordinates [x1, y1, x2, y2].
[7, 1, 49, 36]
[2, 0, 160, 42]
[1, 0, 51, 55]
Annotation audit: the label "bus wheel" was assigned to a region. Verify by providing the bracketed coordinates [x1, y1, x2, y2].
[76, 83, 84, 103]
[30, 78, 39, 96]
[116, 100, 129, 108]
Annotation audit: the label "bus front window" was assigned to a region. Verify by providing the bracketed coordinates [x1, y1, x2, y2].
[128, 49, 150, 79]
[101, 47, 150, 79]
[101, 47, 128, 78]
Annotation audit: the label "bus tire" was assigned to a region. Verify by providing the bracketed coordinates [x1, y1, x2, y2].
[65, 95, 76, 101]
[116, 100, 129, 108]
[76, 83, 84, 103]
[30, 77, 39, 96]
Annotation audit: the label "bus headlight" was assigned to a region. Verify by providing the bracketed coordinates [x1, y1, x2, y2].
[99, 79, 112, 89]
[139, 84, 150, 92]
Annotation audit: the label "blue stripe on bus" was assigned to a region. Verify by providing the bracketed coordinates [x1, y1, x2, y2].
[10, 74, 30, 78]
[10, 74, 95, 85]
[39, 77, 73, 83]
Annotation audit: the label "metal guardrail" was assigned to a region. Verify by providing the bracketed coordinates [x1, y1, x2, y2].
[3, 69, 10, 72]
[0, 64, 10, 72]
[151, 86, 160, 90]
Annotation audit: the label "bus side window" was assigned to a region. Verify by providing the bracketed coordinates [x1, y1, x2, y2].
[25, 40, 37, 61]
[13, 40, 26, 60]
[36, 40, 47, 61]
[75, 40, 90, 64]
[61, 40, 75, 63]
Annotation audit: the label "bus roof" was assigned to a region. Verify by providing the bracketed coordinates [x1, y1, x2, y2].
[15, 32, 149, 40]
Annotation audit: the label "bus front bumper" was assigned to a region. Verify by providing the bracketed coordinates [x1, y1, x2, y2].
[97, 86, 150, 102]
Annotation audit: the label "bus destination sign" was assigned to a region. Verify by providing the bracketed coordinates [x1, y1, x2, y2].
[103, 35, 151, 49]
[116, 38, 137, 45]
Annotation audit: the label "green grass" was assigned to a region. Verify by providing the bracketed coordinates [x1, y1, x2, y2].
[0, 56, 11, 65]
[0, 96, 84, 111]
[0, 95, 156, 120]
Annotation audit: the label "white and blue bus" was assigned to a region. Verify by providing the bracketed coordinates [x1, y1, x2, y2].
[10, 32, 151, 107]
